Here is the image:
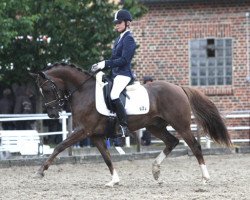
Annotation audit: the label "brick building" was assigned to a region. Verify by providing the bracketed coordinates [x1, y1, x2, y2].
[131, 0, 250, 141]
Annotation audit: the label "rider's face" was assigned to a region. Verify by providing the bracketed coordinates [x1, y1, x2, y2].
[115, 21, 126, 33]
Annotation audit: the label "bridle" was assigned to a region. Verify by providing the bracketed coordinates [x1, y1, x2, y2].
[37, 72, 67, 109]
[37, 70, 97, 110]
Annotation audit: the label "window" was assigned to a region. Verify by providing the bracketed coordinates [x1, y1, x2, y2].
[190, 38, 232, 86]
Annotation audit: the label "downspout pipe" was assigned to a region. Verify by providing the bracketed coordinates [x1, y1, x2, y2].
[246, 12, 250, 82]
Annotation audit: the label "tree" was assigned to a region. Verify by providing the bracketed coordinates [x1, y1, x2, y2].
[0, 0, 147, 132]
[0, 0, 147, 85]
[0, 1, 112, 83]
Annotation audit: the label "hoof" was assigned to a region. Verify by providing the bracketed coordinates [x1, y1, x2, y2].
[152, 163, 161, 180]
[105, 181, 119, 187]
[202, 176, 210, 185]
[33, 171, 44, 179]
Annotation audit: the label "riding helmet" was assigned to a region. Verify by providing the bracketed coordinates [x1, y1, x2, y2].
[113, 9, 132, 23]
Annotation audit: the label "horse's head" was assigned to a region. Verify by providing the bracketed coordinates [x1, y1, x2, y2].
[30, 71, 67, 119]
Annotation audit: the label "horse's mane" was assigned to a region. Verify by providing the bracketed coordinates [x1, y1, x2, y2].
[42, 62, 92, 76]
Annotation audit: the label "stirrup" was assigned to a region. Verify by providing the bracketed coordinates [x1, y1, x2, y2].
[120, 125, 130, 137]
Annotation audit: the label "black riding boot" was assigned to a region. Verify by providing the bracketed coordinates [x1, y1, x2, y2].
[112, 98, 130, 137]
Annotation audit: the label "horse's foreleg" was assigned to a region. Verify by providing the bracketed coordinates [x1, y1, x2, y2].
[35, 129, 85, 178]
[180, 129, 210, 184]
[91, 135, 119, 187]
[146, 126, 179, 181]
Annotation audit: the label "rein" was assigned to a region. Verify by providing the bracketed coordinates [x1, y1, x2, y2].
[66, 70, 97, 99]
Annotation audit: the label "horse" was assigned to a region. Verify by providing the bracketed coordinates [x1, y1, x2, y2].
[30, 62, 232, 187]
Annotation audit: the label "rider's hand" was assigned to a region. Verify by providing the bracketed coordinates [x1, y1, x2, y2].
[91, 61, 105, 72]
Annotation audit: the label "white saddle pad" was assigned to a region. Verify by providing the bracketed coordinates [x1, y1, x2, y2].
[95, 72, 150, 116]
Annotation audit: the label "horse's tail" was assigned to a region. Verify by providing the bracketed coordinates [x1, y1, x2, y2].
[182, 87, 232, 147]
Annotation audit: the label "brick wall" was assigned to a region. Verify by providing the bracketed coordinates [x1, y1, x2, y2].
[131, 1, 250, 111]
[130, 1, 250, 140]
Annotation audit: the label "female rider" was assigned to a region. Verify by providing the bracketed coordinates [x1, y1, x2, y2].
[91, 9, 136, 137]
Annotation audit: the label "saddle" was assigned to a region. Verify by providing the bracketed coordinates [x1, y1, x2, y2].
[95, 71, 149, 116]
[102, 75, 133, 113]
[95, 71, 150, 139]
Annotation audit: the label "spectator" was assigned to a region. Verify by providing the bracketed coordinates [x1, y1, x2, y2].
[14, 87, 34, 130]
[0, 88, 15, 130]
[43, 119, 62, 144]
[141, 129, 151, 146]
[143, 76, 153, 84]
[79, 138, 92, 148]
[26, 88, 36, 114]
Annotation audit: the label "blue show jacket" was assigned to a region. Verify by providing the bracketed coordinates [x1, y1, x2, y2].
[105, 31, 136, 78]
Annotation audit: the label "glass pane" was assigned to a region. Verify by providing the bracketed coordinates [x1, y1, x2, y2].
[191, 50, 199, 58]
[217, 68, 224, 76]
[200, 78, 207, 85]
[208, 58, 215, 66]
[217, 58, 224, 66]
[208, 67, 215, 76]
[226, 77, 232, 85]
[191, 78, 198, 85]
[200, 50, 206, 58]
[190, 40, 200, 49]
[217, 77, 224, 85]
[225, 39, 232, 47]
[225, 48, 232, 57]
[217, 49, 224, 57]
[191, 67, 198, 76]
[226, 58, 232, 66]
[199, 39, 207, 48]
[226, 67, 232, 76]
[199, 58, 206, 67]
[208, 77, 215, 85]
[191, 59, 198, 67]
[216, 39, 224, 47]
[200, 68, 206, 76]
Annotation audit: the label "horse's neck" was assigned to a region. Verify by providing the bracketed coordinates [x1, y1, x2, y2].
[52, 68, 94, 88]
[55, 68, 95, 106]
[70, 76, 95, 116]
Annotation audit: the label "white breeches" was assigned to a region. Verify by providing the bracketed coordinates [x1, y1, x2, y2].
[110, 75, 131, 100]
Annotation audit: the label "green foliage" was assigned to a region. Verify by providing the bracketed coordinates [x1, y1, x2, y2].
[122, 0, 148, 19]
[0, 0, 147, 84]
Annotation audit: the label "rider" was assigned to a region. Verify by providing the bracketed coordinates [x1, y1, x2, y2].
[91, 9, 136, 137]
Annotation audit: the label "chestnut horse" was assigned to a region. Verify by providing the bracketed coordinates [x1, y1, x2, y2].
[31, 63, 231, 187]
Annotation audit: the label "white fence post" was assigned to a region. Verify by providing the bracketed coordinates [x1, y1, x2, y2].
[125, 137, 130, 147]
[61, 111, 67, 140]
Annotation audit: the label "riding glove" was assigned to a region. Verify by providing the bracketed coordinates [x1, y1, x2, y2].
[91, 61, 105, 72]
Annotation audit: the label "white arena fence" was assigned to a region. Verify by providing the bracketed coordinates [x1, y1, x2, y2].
[0, 111, 72, 141]
[0, 111, 72, 157]
[0, 111, 249, 156]
[137, 111, 250, 148]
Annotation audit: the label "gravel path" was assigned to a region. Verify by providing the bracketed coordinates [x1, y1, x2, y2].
[0, 154, 249, 200]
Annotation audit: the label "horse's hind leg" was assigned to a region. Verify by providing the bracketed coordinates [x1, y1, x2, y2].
[146, 125, 179, 181]
[179, 128, 210, 183]
[91, 135, 119, 187]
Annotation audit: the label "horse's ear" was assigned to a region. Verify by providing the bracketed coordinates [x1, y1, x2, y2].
[38, 71, 46, 79]
[29, 72, 39, 79]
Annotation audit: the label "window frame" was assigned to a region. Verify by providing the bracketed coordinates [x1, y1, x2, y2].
[189, 37, 233, 87]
